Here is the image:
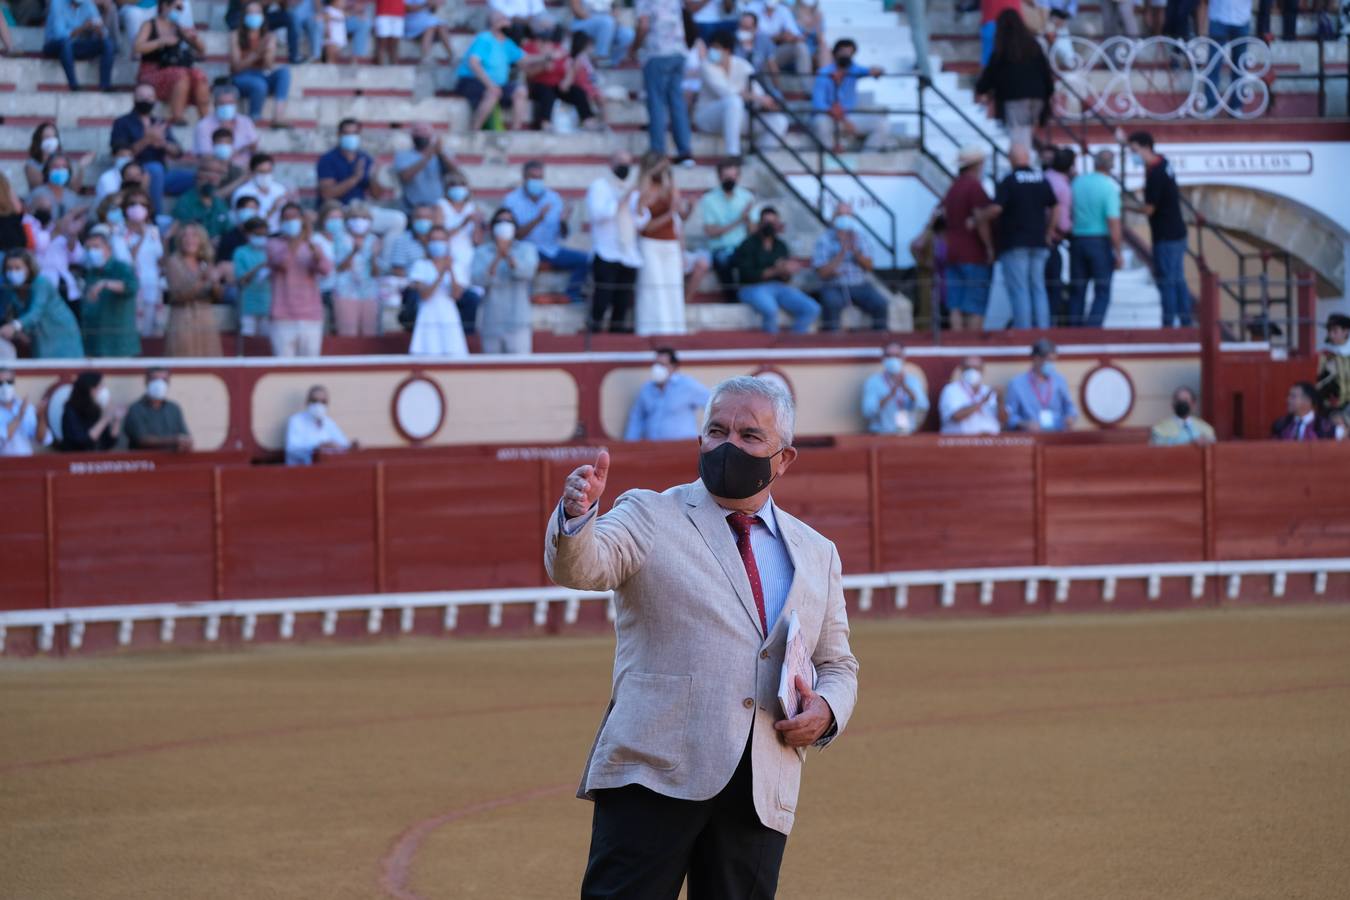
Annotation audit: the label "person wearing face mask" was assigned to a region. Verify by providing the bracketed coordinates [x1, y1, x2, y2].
[406, 224, 469, 357]
[96, 145, 137, 202]
[471, 210, 540, 354]
[192, 85, 259, 167]
[266, 203, 332, 357]
[26, 124, 92, 196]
[0, 368, 52, 457]
[1315, 313, 1350, 416]
[204, 128, 253, 200]
[622, 347, 711, 441]
[232, 216, 273, 337]
[731, 207, 820, 334]
[28, 153, 90, 224]
[1149, 386, 1215, 446]
[732, 10, 775, 73]
[437, 184, 483, 334]
[1004, 338, 1077, 432]
[171, 158, 233, 240]
[110, 83, 190, 217]
[382, 204, 440, 294]
[60, 371, 122, 452]
[393, 122, 467, 212]
[330, 203, 382, 338]
[133, 0, 211, 123]
[695, 31, 789, 159]
[0, 175, 27, 268]
[231, 152, 291, 232]
[695, 160, 755, 302]
[452, 11, 535, 131]
[974, 143, 1060, 331]
[162, 222, 225, 357]
[811, 202, 890, 332]
[861, 342, 930, 435]
[79, 228, 141, 358]
[312, 200, 348, 307]
[0, 251, 85, 359]
[810, 38, 889, 153]
[745, 0, 811, 77]
[285, 385, 352, 465]
[1125, 131, 1192, 329]
[502, 160, 590, 305]
[42, 0, 116, 93]
[217, 195, 262, 264]
[939, 355, 1000, 435]
[549, 375, 858, 898]
[792, 0, 828, 69]
[123, 366, 192, 451]
[586, 150, 643, 334]
[110, 189, 166, 336]
[317, 119, 376, 207]
[229, 0, 292, 126]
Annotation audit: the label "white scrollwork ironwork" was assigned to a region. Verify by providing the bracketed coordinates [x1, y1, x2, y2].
[1046, 34, 1273, 120]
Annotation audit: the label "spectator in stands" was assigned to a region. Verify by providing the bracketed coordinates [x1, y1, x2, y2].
[939, 355, 1000, 435]
[811, 39, 889, 154]
[454, 11, 531, 132]
[111, 84, 190, 216]
[287, 0, 325, 63]
[172, 159, 233, 241]
[490, 0, 548, 37]
[623, 347, 711, 440]
[0, 174, 23, 263]
[1204, 0, 1252, 113]
[285, 384, 352, 465]
[0, 251, 84, 358]
[909, 206, 947, 329]
[230, 2, 291, 126]
[977, 144, 1059, 330]
[95, 148, 138, 204]
[0, 8, 12, 57]
[1005, 338, 1076, 431]
[695, 159, 754, 301]
[0, 368, 51, 456]
[1068, 148, 1122, 328]
[372, 0, 405, 65]
[26, 125, 91, 195]
[812, 202, 888, 332]
[1042, 145, 1073, 325]
[133, 0, 210, 124]
[383, 202, 437, 278]
[941, 145, 993, 332]
[218, 194, 261, 263]
[232, 215, 272, 337]
[404, 0, 455, 62]
[748, 0, 810, 76]
[733, 10, 775, 73]
[232, 153, 291, 231]
[79, 228, 140, 357]
[1272, 382, 1337, 441]
[974, 11, 1054, 152]
[123, 366, 192, 450]
[435, 181, 481, 331]
[1101, 0, 1141, 37]
[328, 205, 380, 337]
[569, 0, 633, 67]
[695, 31, 788, 159]
[193, 85, 259, 169]
[321, 0, 349, 62]
[633, 153, 685, 336]
[633, 0, 694, 165]
[60, 371, 122, 451]
[1257, 0, 1298, 42]
[861, 341, 929, 435]
[562, 32, 609, 130]
[43, 0, 115, 93]
[395, 124, 466, 212]
[525, 27, 582, 130]
[267, 203, 331, 357]
[27, 153, 89, 221]
[205, 129, 251, 197]
[163, 223, 224, 357]
[407, 225, 469, 357]
[1126, 131, 1191, 328]
[1316, 313, 1350, 413]
[690, 0, 739, 43]
[317, 119, 374, 207]
[978, 0, 1021, 66]
[587, 151, 642, 333]
[503, 161, 589, 305]
[110, 188, 165, 336]
[732, 207, 819, 334]
[472, 207, 540, 354]
[795, 0, 830, 72]
[1149, 385, 1215, 445]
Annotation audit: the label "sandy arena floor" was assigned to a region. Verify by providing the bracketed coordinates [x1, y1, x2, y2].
[3, 605, 1349, 900]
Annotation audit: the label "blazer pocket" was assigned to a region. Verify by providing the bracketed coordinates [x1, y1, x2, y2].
[778, 745, 803, 811]
[598, 672, 693, 771]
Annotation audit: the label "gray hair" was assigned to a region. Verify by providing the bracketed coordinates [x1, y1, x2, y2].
[703, 375, 796, 448]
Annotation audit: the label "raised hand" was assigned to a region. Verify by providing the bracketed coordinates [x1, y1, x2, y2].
[562, 449, 609, 519]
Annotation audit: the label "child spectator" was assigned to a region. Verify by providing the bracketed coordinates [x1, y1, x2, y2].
[231, 215, 272, 337]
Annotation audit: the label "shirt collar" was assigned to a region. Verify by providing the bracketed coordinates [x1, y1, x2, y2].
[714, 494, 780, 537]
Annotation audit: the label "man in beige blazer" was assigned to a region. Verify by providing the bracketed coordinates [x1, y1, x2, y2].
[546, 375, 859, 899]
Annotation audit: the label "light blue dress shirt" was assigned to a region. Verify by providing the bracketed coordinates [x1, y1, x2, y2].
[623, 373, 712, 441]
[1004, 368, 1077, 431]
[861, 370, 930, 435]
[502, 186, 564, 256]
[45, 0, 99, 42]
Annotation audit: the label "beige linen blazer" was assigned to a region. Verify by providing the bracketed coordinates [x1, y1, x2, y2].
[545, 479, 859, 836]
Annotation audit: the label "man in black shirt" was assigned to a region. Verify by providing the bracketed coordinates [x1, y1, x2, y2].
[1128, 130, 1193, 327]
[977, 144, 1059, 329]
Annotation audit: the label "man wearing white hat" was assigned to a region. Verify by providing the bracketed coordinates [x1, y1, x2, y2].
[939, 144, 994, 331]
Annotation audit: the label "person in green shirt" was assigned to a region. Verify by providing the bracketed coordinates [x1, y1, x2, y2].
[730, 206, 820, 334]
[231, 215, 273, 336]
[0, 250, 85, 359]
[80, 228, 141, 358]
[172, 158, 234, 241]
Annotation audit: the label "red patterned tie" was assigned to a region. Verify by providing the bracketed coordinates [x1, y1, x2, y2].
[727, 512, 768, 635]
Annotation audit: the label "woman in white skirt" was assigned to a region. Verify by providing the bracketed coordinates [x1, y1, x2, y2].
[407, 225, 468, 357]
[634, 152, 685, 336]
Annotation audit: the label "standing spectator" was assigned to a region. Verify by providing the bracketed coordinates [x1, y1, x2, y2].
[0, 368, 51, 456]
[218, 194, 261, 264]
[285, 385, 351, 465]
[110, 188, 165, 336]
[1257, 0, 1298, 41]
[811, 202, 889, 332]
[266, 203, 332, 356]
[695, 31, 788, 159]
[569, 0, 633, 67]
[230, 1, 291, 125]
[394, 124, 465, 212]
[632, 0, 694, 165]
[939, 355, 1000, 435]
[623, 347, 711, 440]
[977, 143, 1059, 330]
[382, 202, 437, 281]
[232, 153, 291, 231]
[1102, 0, 1142, 36]
[79, 228, 140, 357]
[123, 366, 192, 451]
[561, 32, 609, 130]
[696, 159, 755, 300]
[59, 371, 121, 451]
[1042, 145, 1074, 325]
[403, 0, 455, 62]
[1004, 338, 1077, 431]
[453, 12, 530, 132]
[908, 206, 948, 330]
[1149, 385, 1215, 445]
[43, 0, 115, 93]
[163, 223, 224, 357]
[1068, 149, 1122, 328]
[0, 251, 84, 358]
[896, 0, 932, 79]
[232, 215, 272, 337]
[192, 85, 259, 168]
[811, 39, 889, 153]
[372, 0, 405, 64]
[502, 161, 589, 305]
[941, 145, 993, 332]
[586, 151, 642, 333]
[26, 124, 92, 196]
[172, 160, 233, 240]
[1271, 382, 1337, 441]
[437, 182, 483, 332]
[471, 208, 540, 354]
[110, 84, 191, 216]
[747, 0, 810, 76]
[331, 204, 382, 337]
[731, 206, 820, 334]
[861, 341, 930, 435]
[1203, 0, 1252, 113]
[133, 0, 210, 124]
[1315, 313, 1350, 413]
[974, 10, 1053, 151]
[796, 0, 831, 72]
[407, 225, 469, 357]
[1127, 131, 1192, 328]
[634, 153, 685, 336]
[979, 0, 1021, 65]
[690, 0, 739, 43]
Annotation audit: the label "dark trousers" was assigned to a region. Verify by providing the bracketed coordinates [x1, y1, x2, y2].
[1045, 241, 1067, 326]
[1068, 235, 1115, 327]
[818, 281, 889, 331]
[582, 744, 787, 900]
[528, 81, 594, 127]
[590, 256, 637, 333]
[1257, 0, 1299, 38]
[43, 35, 115, 90]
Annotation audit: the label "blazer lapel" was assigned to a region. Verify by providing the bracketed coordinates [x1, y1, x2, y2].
[685, 483, 765, 638]
[768, 509, 810, 645]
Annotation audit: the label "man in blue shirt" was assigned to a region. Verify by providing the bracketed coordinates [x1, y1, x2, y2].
[810, 202, 889, 332]
[502, 160, 590, 304]
[623, 347, 712, 441]
[1004, 338, 1078, 432]
[810, 39, 887, 153]
[860, 342, 930, 435]
[452, 10, 531, 132]
[394, 122, 465, 212]
[316, 118, 376, 205]
[43, 0, 114, 92]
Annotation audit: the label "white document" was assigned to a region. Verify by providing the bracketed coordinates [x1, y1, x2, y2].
[777, 610, 817, 719]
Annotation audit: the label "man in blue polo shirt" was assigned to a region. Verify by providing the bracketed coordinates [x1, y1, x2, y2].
[315, 119, 405, 234]
[623, 347, 712, 441]
[1005, 338, 1077, 431]
[502, 160, 590, 304]
[810, 38, 888, 152]
[1069, 149, 1123, 327]
[43, 0, 115, 93]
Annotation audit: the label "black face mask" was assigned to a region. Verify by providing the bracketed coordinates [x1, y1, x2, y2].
[198, 182, 215, 197]
[612, 164, 630, 181]
[412, 136, 430, 151]
[33, 208, 52, 227]
[720, 178, 737, 193]
[133, 100, 154, 116]
[835, 55, 852, 68]
[758, 223, 776, 239]
[1173, 400, 1192, 419]
[698, 441, 783, 501]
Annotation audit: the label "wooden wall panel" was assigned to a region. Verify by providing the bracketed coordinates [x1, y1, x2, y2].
[1213, 443, 1350, 559]
[771, 448, 873, 574]
[1042, 446, 1205, 565]
[0, 474, 49, 610]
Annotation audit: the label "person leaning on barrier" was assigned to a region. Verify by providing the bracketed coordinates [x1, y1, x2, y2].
[1150, 386, 1216, 446]
[1004, 338, 1077, 432]
[939, 355, 1000, 436]
[285, 384, 354, 465]
[0, 368, 52, 457]
[861, 341, 929, 436]
[623, 346, 711, 441]
[124, 366, 192, 452]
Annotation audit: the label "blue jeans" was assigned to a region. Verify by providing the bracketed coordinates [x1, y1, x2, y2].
[142, 161, 197, 216]
[347, 13, 372, 57]
[1068, 235, 1115, 327]
[232, 68, 292, 118]
[539, 246, 592, 304]
[571, 14, 634, 67]
[43, 35, 115, 91]
[695, 19, 739, 43]
[946, 262, 991, 315]
[738, 282, 820, 333]
[289, 0, 323, 61]
[458, 287, 481, 336]
[1154, 238, 1192, 327]
[1203, 21, 1249, 112]
[819, 281, 889, 331]
[642, 55, 692, 158]
[999, 247, 1051, 329]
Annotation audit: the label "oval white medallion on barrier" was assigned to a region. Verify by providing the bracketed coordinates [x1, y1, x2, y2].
[393, 376, 445, 443]
[1081, 365, 1134, 427]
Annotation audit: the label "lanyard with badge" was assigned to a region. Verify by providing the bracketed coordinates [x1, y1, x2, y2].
[1033, 375, 1055, 429]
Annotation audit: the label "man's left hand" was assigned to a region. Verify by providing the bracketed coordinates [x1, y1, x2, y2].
[774, 675, 833, 747]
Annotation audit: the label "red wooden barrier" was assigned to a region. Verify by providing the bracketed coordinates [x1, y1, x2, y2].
[1212, 442, 1350, 560]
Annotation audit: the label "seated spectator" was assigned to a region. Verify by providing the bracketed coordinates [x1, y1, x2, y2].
[267, 203, 331, 357]
[96, 145, 138, 202]
[1149, 385, 1215, 446]
[163, 223, 224, 357]
[0, 251, 85, 358]
[568, 0, 633, 67]
[133, 0, 210, 124]
[285, 384, 352, 465]
[795, 0, 829, 70]
[491, 0, 549, 37]
[1069, 149, 1122, 328]
[110, 188, 166, 336]
[1271, 382, 1337, 441]
[527, 27, 598, 131]
[471, 207, 540, 354]
[939, 356, 1000, 435]
[690, 0, 740, 43]
[218, 193, 261, 264]
[123, 366, 192, 451]
[731, 207, 819, 334]
[811, 39, 889, 153]
[172, 159, 233, 241]
[232, 215, 272, 337]
[1315, 313, 1350, 413]
[26, 124, 92, 195]
[230, 2, 291, 126]
[695, 159, 754, 300]
[110, 84, 191, 216]
[0, 368, 52, 456]
[407, 225, 469, 357]
[695, 31, 788, 159]
[977, 143, 1059, 330]
[193, 85, 259, 168]
[862, 342, 929, 435]
[561, 31, 608, 130]
[624, 347, 711, 440]
[747, 0, 810, 76]
[503, 161, 589, 305]
[331, 203, 381, 337]
[974, 10, 1054, 151]
[204, 129, 252, 196]
[634, 153, 685, 336]
[79, 228, 141, 357]
[1004, 338, 1076, 432]
[454, 11, 532, 132]
[60, 371, 122, 452]
[403, 0, 455, 62]
[43, 0, 115, 93]
[316, 119, 372, 205]
[383, 203, 438, 307]
[733, 11, 776, 73]
[232, 153, 291, 231]
[586, 151, 641, 334]
[27, 153, 90, 222]
[394, 123, 465, 213]
[811, 202, 888, 332]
